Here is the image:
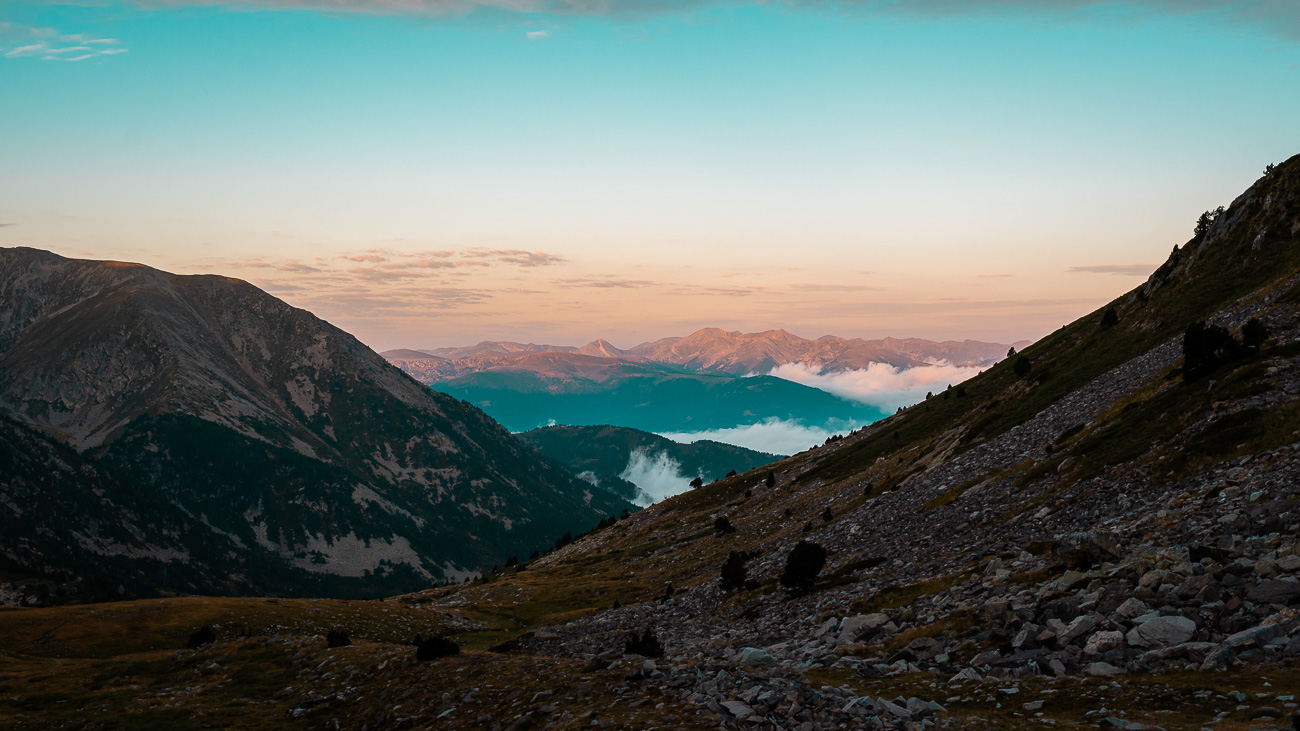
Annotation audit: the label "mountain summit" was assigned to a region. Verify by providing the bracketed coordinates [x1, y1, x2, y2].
[0, 248, 633, 601]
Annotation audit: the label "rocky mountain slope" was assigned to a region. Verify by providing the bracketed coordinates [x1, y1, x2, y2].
[0, 248, 635, 602]
[518, 424, 784, 504]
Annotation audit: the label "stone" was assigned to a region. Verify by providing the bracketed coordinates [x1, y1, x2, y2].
[1085, 631, 1124, 655]
[1060, 615, 1098, 645]
[1085, 661, 1124, 676]
[1247, 579, 1300, 605]
[1115, 597, 1149, 620]
[739, 647, 776, 668]
[720, 701, 754, 718]
[1023, 700, 1044, 711]
[1223, 623, 1283, 648]
[1054, 531, 1119, 569]
[1101, 718, 1164, 730]
[837, 613, 889, 643]
[1198, 644, 1235, 671]
[1130, 616, 1196, 647]
[948, 667, 983, 684]
[1277, 554, 1300, 572]
[814, 617, 839, 638]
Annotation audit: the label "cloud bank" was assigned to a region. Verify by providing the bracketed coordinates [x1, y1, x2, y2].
[661, 417, 862, 457]
[770, 361, 985, 411]
[619, 448, 701, 505]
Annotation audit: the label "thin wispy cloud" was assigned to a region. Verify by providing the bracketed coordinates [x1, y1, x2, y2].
[1068, 264, 1156, 276]
[130, 1, 1300, 39]
[1, 24, 126, 62]
[976, 273, 1012, 278]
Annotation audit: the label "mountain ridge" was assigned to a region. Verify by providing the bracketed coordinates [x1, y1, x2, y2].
[0, 246, 635, 601]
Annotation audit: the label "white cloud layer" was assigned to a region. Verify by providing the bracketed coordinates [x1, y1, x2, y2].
[769, 361, 985, 412]
[619, 448, 701, 506]
[660, 417, 863, 457]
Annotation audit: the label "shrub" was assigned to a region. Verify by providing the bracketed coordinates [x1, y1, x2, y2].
[725, 469, 737, 478]
[714, 515, 736, 534]
[624, 628, 664, 658]
[504, 555, 518, 567]
[415, 635, 460, 661]
[554, 531, 573, 550]
[1007, 346, 1017, 358]
[764, 471, 776, 488]
[529, 550, 539, 561]
[689, 476, 704, 489]
[720, 550, 749, 592]
[1013, 355, 1032, 378]
[821, 507, 833, 522]
[779, 540, 827, 595]
[326, 629, 351, 648]
[1100, 307, 1119, 329]
[1183, 320, 1240, 380]
[187, 626, 216, 648]
[1243, 317, 1270, 349]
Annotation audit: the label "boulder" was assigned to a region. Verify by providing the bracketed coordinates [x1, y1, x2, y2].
[1247, 579, 1300, 605]
[1084, 631, 1124, 655]
[739, 647, 776, 668]
[1054, 531, 1119, 569]
[1085, 661, 1124, 676]
[1060, 615, 1097, 645]
[1115, 597, 1149, 620]
[837, 613, 889, 643]
[1128, 616, 1195, 648]
[720, 700, 754, 718]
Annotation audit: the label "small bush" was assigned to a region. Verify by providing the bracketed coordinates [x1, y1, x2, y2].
[779, 540, 827, 595]
[764, 471, 776, 488]
[1100, 307, 1119, 329]
[187, 626, 216, 648]
[1183, 320, 1241, 380]
[504, 555, 518, 567]
[624, 628, 664, 658]
[1243, 317, 1269, 349]
[554, 531, 573, 550]
[725, 469, 737, 478]
[720, 550, 749, 592]
[689, 476, 704, 489]
[326, 629, 351, 648]
[714, 516, 736, 534]
[415, 635, 460, 661]
[1013, 355, 1032, 378]
[821, 507, 833, 522]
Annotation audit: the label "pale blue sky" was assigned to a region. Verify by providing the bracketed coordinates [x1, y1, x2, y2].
[1, 1, 1297, 349]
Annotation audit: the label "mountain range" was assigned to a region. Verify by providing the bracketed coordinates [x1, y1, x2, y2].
[386, 329, 1028, 376]
[0, 247, 634, 602]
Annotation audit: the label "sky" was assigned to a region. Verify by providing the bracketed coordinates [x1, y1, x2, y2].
[1, 1, 1297, 351]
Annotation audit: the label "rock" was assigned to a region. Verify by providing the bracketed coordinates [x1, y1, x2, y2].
[1086, 661, 1124, 676]
[814, 617, 839, 638]
[1277, 554, 1300, 572]
[1054, 531, 1119, 569]
[1199, 645, 1235, 670]
[1223, 623, 1283, 648]
[720, 700, 754, 718]
[948, 667, 983, 684]
[1101, 718, 1164, 730]
[1085, 631, 1124, 655]
[739, 647, 776, 668]
[1023, 700, 1044, 711]
[837, 613, 889, 643]
[1115, 597, 1149, 619]
[1060, 615, 1097, 645]
[1247, 579, 1300, 605]
[1128, 616, 1196, 647]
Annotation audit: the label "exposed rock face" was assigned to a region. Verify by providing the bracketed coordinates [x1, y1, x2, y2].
[0, 247, 634, 601]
